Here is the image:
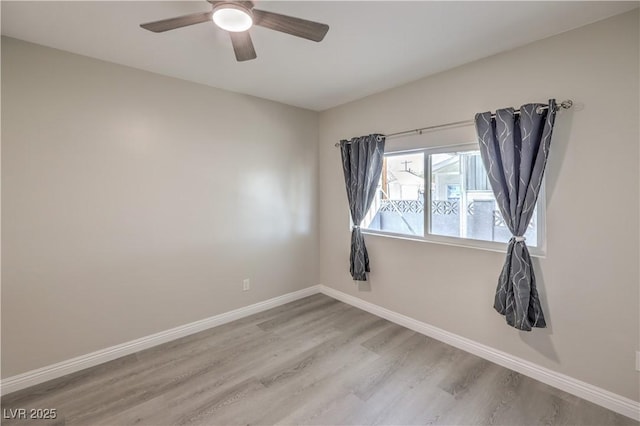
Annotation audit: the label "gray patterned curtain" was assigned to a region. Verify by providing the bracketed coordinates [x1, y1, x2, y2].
[340, 134, 385, 281]
[474, 99, 557, 331]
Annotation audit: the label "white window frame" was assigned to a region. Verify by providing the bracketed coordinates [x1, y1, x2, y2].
[360, 142, 547, 257]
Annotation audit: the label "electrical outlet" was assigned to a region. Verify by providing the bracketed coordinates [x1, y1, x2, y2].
[636, 351, 640, 372]
[242, 278, 250, 292]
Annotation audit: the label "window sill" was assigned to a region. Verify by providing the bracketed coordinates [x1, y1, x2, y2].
[361, 229, 546, 258]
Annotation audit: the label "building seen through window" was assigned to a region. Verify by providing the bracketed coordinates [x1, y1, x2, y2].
[361, 148, 539, 248]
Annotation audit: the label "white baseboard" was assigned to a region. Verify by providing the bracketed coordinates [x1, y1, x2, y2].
[318, 284, 640, 422]
[3, 283, 638, 422]
[0, 285, 321, 396]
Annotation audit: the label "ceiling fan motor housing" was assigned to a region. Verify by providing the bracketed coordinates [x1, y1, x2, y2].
[211, 2, 253, 13]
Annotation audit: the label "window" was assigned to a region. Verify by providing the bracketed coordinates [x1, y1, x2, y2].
[361, 144, 545, 254]
[361, 152, 425, 237]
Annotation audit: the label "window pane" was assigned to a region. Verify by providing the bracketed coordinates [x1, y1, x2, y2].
[429, 150, 538, 246]
[362, 152, 424, 236]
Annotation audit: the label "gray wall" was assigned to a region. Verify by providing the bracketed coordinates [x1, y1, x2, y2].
[318, 10, 639, 401]
[1, 37, 319, 377]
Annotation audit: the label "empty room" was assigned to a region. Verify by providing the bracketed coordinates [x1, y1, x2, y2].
[1, 1, 639, 425]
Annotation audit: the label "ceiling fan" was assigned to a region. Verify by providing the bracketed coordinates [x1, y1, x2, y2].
[140, 1, 329, 62]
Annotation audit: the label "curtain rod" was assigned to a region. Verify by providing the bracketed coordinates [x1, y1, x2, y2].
[334, 99, 573, 147]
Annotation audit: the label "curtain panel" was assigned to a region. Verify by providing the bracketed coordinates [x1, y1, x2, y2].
[339, 134, 385, 281]
[475, 99, 557, 331]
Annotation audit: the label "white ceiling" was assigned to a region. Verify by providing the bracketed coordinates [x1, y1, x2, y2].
[2, 1, 637, 111]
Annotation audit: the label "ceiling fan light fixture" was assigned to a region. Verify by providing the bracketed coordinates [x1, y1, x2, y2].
[212, 3, 253, 32]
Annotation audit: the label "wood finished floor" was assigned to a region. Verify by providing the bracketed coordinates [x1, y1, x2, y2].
[1, 294, 637, 426]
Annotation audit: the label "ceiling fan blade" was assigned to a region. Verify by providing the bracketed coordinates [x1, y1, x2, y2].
[229, 31, 257, 62]
[140, 11, 212, 33]
[252, 9, 329, 42]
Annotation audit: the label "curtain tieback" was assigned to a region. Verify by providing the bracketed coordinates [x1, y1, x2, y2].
[513, 236, 526, 242]
[352, 225, 361, 229]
